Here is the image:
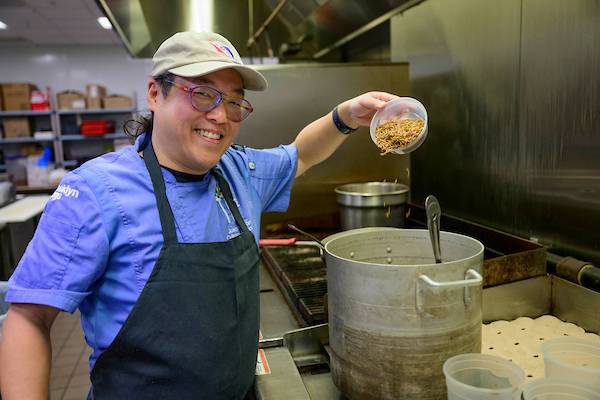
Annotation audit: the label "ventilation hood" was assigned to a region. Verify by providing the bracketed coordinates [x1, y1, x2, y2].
[97, 0, 422, 60]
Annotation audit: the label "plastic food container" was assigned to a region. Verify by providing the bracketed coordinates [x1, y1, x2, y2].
[521, 378, 600, 400]
[541, 337, 600, 392]
[443, 353, 525, 400]
[5, 155, 28, 186]
[369, 97, 428, 155]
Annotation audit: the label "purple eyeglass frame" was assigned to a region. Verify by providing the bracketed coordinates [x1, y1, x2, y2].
[163, 79, 253, 122]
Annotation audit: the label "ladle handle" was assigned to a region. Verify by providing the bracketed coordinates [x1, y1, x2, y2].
[287, 224, 325, 249]
[425, 195, 442, 263]
[430, 216, 441, 263]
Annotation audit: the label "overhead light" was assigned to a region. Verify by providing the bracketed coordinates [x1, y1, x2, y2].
[97, 17, 112, 30]
[190, 0, 213, 32]
[0, 20, 7, 30]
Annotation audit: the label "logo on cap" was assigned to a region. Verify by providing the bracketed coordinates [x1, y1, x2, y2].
[211, 42, 234, 58]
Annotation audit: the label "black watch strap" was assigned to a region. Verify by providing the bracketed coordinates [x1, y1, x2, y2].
[332, 106, 358, 135]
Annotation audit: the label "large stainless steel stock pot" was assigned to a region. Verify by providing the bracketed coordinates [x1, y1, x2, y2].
[323, 227, 484, 400]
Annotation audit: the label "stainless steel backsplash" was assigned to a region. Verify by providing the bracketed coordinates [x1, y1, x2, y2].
[237, 63, 411, 227]
[391, 0, 600, 263]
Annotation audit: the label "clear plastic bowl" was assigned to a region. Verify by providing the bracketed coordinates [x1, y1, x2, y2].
[443, 353, 525, 400]
[369, 97, 428, 155]
[521, 378, 600, 400]
[541, 337, 600, 392]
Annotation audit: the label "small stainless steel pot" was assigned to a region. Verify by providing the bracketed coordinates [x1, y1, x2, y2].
[334, 182, 409, 230]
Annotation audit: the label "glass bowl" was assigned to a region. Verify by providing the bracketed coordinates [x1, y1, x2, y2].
[369, 97, 428, 155]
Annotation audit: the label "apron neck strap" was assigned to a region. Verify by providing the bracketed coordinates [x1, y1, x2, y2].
[143, 139, 178, 244]
[211, 168, 250, 235]
[142, 137, 251, 245]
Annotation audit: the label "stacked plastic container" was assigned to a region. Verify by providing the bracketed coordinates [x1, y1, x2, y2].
[443, 353, 525, 399]
[443, 338, 600, 399]
[524, 337, 600, 399]
[522, 378, 600, 399]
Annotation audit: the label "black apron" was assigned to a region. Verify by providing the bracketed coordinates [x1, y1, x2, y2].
[89, 140, 260, 399]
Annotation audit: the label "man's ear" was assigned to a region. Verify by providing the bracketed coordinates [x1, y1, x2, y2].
[147, 79, 160, 112]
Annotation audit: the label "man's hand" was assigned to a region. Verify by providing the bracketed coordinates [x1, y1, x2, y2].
[293, 91, 403, 177]
[338, 92, 400, 128]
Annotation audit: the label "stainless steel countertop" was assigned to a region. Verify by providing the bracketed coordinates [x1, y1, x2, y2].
[256, 259, 600, 399]
[257, 260, 343, 399]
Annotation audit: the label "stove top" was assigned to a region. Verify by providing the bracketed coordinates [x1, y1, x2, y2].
[260, 204, 546, 327]
[262, 245, 327, 326]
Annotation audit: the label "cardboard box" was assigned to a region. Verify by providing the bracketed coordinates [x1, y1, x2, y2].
[1, 83, 37, 111]
[0, 89, 4, 110]
[57, 91, 86, 110]
[86, 96, 102, 109]
[2, 117, 31, 138]
[102, 95, 133, 109]
[85, 84, 107, 98]
[86, 84, 107, 109]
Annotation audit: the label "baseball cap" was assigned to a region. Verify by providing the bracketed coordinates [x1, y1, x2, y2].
[151, 31, 267, 91]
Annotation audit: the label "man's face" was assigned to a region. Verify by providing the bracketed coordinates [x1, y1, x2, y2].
[148, 68, 245, 174]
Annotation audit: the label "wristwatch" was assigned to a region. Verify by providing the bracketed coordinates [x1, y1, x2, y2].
[332, 106, 358, 135]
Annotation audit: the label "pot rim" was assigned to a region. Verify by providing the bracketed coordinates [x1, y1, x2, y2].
[334, 182, 409, 197]
[323, 227, 484, 268]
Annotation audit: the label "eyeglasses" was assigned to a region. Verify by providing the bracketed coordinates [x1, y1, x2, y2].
[164, 79, 253, 122]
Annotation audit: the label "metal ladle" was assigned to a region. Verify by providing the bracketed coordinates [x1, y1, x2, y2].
[287, 224, 325, 250]
[425, 195, 442, 263]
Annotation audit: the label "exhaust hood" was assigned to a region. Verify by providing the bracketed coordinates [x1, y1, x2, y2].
[96, 0, 251, 58]
[97, 0, 422, 60]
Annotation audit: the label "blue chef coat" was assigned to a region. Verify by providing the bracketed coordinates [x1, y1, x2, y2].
[7, 134, 298, 370]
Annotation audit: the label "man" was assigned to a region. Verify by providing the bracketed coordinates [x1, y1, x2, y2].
[0, 31, 400, 399]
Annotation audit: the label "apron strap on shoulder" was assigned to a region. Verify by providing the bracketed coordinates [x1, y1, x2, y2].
[142, 139, 178, 244]
[212, 168, 250, 235]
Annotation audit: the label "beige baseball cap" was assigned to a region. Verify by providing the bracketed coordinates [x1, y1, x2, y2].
[151, 31, 267, 91]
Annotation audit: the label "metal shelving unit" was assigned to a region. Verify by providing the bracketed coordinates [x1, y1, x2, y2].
[60, 133, 128, 141]
[0, 136, 56, 144]
[0, 98, 136, 193]
[57, 108, 133, 115]
[56, 107, 136, 170]
[0, 110, 53, 117]
[0, 109, 57, 187]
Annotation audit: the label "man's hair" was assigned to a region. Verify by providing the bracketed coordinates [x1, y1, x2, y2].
[154, 73, 175, 97]
[123, 73, 175, 139]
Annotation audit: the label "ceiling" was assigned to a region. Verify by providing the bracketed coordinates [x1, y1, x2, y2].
[0, 0, 121, 46]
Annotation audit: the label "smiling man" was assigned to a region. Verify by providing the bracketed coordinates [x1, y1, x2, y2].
[0, 32, 401, 400]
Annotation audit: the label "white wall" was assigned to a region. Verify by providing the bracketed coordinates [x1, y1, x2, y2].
[0, 44, 152, 110]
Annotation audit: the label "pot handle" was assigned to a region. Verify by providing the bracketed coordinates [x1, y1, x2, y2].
[418, 268, 482, 289]
[258, 238, 323, 248]
[259, 238, 297, 246]
[416, 269, 482, 314]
